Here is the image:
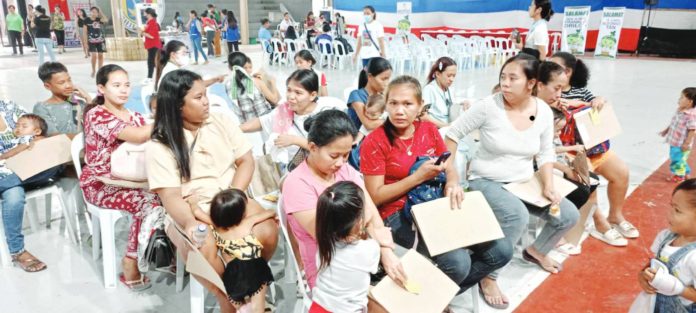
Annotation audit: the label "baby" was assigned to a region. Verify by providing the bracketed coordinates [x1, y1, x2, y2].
[356, 94, 386, 142]
[0, 114, 48, 178]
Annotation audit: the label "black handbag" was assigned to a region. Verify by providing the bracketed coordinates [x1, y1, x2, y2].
[143, 227, 175, 270]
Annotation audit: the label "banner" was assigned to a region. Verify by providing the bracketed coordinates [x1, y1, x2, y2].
[120, 0, 165, 33]
[561, 6, 591, 55]
[396, 1, 412, 38]
[594, 7, 625, 58]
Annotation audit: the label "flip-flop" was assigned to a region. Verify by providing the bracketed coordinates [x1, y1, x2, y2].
[478, 282, 510, 310]
[119, 273, 152, 292]
[522, 249, 562, 273]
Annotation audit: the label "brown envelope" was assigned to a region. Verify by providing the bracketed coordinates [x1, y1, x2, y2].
[503, 171, 578, 207]
[573, 105, 622, 149]
[5, 134, 72, 180]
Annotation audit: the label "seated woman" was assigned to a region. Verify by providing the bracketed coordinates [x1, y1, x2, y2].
[421, 57, 467, 128]
[549, 52, 637, 247]
[146, 69, 278, 313]
[282, 110, 406, 296]
[360, 76, 512, 307]
[79, 65, 161, 290]
[226, 51, 280, 122]
[445, 54, 579, 309]
[294, 50, 328, 97]
[155, 40, 224, 91]
[346, 57, 392, 132]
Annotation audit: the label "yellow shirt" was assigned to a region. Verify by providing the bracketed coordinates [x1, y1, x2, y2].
[146, 112, 252, 212]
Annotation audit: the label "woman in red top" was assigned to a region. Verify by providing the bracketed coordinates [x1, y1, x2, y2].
[360, 75, 512, 300]
[142, 8, 162, 84]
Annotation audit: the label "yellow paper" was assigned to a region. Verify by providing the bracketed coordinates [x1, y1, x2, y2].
[589, 109, 601, 125]
[404, 280, 422, 295]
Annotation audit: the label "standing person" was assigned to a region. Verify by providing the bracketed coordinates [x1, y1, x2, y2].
[172, 12, 184, 32]
[154, 40, 224, 90]
[516, 0, 554, 60]
[207, 4, 221, 25]
[335, 12, 346, 38]
[352, 6, 385, 68]
[80, 65, 161, 291]
[50, 5, 66, 54]
[5, 5, 24, 56]
[201, 11, 217, 58]
[660, 88, 696, 182]
[76, 9, 90, 58]
[33, 6, 56, 65]
[141, 8, 162, 85]
[305, 11, 317, 48]
[187, 11, 208, 65]
[83, 7, 108, 78]
[26, 4, 37, 51]
[224, 11, 240, 53]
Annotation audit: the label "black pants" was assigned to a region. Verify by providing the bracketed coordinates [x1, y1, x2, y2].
[147, 47, 159, 78]
[54, 30, 65, 46]
[206, 30, 215, 56]
[9, 30, 23, 54]
[565, 172, 600, 209]
[226, 41, 239, 54]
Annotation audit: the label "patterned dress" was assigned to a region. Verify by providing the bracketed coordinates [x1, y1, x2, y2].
[0, 100, 27, 154]
[79, 105, 161, 259]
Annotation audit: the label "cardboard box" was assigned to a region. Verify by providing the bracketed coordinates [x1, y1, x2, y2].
[6, 135, 72, 180]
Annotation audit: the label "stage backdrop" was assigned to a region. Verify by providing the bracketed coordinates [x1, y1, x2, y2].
[335, 0, 696, 53]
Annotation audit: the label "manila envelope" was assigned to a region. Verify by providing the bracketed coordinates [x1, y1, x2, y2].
[503, 172, 578, 207]
[573, 105, 622, 149]
[371, 250, 459, 313]
[96, 176, 149, 189]
[173, 222, 227, 293]
[412, 192, 504, 256]
[6, 134, 72, 180]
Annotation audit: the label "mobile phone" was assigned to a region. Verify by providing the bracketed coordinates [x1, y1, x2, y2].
[434, 151, 451, 166]
[511, 29, 520, 44]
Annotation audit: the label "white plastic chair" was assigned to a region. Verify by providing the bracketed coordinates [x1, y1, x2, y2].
[71, 133, 129, 288]
[346, 28, 356, 38]
[140, 84, 154, 116]
[332, 40, 352, 70]
[276, 195, 312, 311]
[270, 38, 287, 66]
[285, 39, 299, 65]
[316, 39, 334, 69]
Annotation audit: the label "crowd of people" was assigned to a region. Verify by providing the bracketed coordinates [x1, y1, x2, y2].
[3, 2, 696, 313]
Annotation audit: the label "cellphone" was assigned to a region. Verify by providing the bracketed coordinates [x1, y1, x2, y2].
[511, 29, 520, 44]
[434, 151, 451, 166]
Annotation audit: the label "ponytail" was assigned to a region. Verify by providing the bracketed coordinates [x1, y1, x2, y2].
[358, 69, 368, 89]
[83, 94, 105, 121]
[358, 57, 392, 90]
[551, 52, 590, 88]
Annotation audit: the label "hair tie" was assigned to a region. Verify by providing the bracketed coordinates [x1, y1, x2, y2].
[438, 62, 443, 71]
[329, 192, 335, 200]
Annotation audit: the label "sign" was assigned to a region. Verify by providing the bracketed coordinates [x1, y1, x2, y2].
[594, 7, 625, 58]
[120, 0, 165, 33]
[396, 1, 412, 38]
[561, 6, 591, 55]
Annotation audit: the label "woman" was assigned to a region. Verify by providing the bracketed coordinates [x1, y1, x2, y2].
[352, 5, 385, 67]
[33, 6, 55, 65]
[223, 11, 240, 53]
[549, 51, 637, 247]
[83, 7, 108, 77]
[225, 52, 279, 122]
[294, 50, 328, 97]
[5, 5, 25, 55]
[305, 11, 317, 48]
[154, 40, 224, 91]
[26, 4, 36, 51]
[347, 57, 392, 131]
[172, 11, 184, 32]
[282, 109, 406, 294]
[422, 57, 467, 128]
[80, 64, 160, 290]
[187, 11, 208, 65]
[335, 12, 346, 38]
[50, 5, 65, 54]
[141, 8, 162, 85]
[146, 69, 278, 313]
[360, 76, 512, 305]
[76, 9, 89, 58]
[516, 0, 553, 60]
[445, 54, 579, 309]
[200, 11, 217, 58]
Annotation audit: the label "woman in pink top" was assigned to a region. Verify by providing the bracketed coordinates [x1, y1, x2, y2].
[282, 110, 406, 293]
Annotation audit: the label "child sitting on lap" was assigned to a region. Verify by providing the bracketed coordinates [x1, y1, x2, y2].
[0, 114, 49, 179]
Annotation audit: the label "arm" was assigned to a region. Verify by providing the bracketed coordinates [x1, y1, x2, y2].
[240, 118, 262, 133]
[245, 209, 277, 226]
[231, 151, 254, 191]
[117, 124, 153, 144]
[319, 86, 328, 97]
[378, 37, 385, 57]
[422, 114, 449, 128]
[203, 75, 225, 87]
[364, 160, 444, 207]
[274, 134, 309, 150]
[553, 162, 576, 179]
[352, 102, 383, 130]
[683, 130, 695, 152]
[156, 187, 199, 236]
[536, 45, 547, 61]
[0, 143, 31, 160]
[556, 144, 584, 154]
[681, 286, 696, 302]
[353, 36, 363, 62]
[253, 76, 280, 106]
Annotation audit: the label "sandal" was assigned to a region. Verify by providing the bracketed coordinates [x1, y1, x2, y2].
[12, 251, 47, 273]
[119, 272, 152, 292]
[522, 249, 562, 274]
[478, 282, 510, 309]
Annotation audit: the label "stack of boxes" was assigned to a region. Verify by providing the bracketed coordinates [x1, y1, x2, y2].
[106, 38, 148, 61]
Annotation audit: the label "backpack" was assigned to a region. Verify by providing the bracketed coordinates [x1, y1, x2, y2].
[336, 37, 354, 53]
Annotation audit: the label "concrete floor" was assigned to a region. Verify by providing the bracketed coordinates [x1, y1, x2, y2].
[1, 44, 695, 313]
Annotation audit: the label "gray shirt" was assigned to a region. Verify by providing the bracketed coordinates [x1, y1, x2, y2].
[32, 100, 85, 135]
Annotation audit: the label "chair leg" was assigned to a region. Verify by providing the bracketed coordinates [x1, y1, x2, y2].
[190, 277, 205, 313]
[26, 198, 40, 233]
[56, 193, 77, 244]
[100, 212, 118, 288]
[176, 252, 185, 293]
[92, 212, 101, 261]
[45, 193, 52, 229]
[0, 224, 11, 267]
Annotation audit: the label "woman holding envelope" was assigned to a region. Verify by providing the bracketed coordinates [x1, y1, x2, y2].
[445, 54, 579, 309]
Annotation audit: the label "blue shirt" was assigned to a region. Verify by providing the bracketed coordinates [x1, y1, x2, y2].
[346, 88, 369, 129]
[189, 20, 201, 37]
[258, 27, 272, 52]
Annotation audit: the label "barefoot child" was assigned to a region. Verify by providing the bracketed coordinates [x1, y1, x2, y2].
[660, 87, 696, 182]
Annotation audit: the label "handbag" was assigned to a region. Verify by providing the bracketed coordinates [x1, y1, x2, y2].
[402, 156, 447, 222]
[250, 153, 282, 197]
[143, 227, 175, 270]
[110, 142, 148, 182]
[287, 148, 309, 173]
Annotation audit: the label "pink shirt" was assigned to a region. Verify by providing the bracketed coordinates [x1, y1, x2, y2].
[282, 161, 364, 289]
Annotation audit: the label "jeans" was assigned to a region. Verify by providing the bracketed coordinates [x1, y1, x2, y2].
[670, 146, 691, 177]
[469, 178, 579, 277]
[190, 35, 207, 63]
[8, 30, 23, 54]
[206, 30, 216, 56]
[384, 209, 512, 294]
[35, 37, 56, 64]
[1, 166, 63, 254]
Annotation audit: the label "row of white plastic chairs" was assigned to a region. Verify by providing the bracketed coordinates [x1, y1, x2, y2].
[261, 36, 357, 71]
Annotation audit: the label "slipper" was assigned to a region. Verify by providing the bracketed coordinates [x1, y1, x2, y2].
[119, 273, 152, 292]
[522, 249, 562, 274]
[478, 282, 509, 310]
[12, 251, 47, 273]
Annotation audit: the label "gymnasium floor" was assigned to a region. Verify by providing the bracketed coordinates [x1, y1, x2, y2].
[1, 44, 695, 312]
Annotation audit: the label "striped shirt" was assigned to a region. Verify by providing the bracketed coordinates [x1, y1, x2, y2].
[667, 108, 696, 147]
[562, 87, 596, 103]
[0, 100, 27, 154]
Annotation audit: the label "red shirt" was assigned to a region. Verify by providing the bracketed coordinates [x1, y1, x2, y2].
[360, 121, 447, 219]
[143, 19, 162, 49]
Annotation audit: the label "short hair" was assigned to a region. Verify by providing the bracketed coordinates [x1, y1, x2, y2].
[260, 18, 270, 24]
[366, 94, 385, 111]
[682, 87, 696, 108]
[38, 62, 69, 82]
[8, 4, 15, 9]
[322, 23, 331, 33]
[19, 114, 48, 136]
[207, 4, 214, 8]
[210, 189, 248, 228]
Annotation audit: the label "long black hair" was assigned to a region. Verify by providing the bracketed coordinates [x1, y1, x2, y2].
[358, 57, 392, 89]
[316, 181, 365, 270]
[534, 0, 555, 21]
[382, 75, 422, 145]
[151, 69, 203, 181]
[155, 40, 187, 90]
[84, 64, 127, 120]
[227, 52, 252, 97]
[304, 110, 357, 147]
[227, 11, 237, 28]
[426, 56, 456, 85]
[551, 51, 590, 88]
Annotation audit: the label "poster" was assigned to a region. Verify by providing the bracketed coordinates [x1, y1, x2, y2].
[396, 1, 412, 38]
[561, 6, 591, 55]
[120, 0, 165, 33]
[594, 7, 625, 58]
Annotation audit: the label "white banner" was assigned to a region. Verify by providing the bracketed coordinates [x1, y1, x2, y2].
[594, 7, 625, 58]
[561, 6, 591, 55]
[396, 2, 412, 37]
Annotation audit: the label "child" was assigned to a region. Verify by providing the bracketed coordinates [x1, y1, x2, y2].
[0, 114, 48, 178]
[147, 93, 157, 123]
[34, 62, 91, 139]
[209, 189, 276, 313]
[660, 87, 696, 182]
[294, 50, 328, 97]
[635, 179, 696, 312]
[310, 181, 381, 313]
[356, 94, 385, 142]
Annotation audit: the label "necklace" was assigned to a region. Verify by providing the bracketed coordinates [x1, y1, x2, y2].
[399, 124, 417, 156]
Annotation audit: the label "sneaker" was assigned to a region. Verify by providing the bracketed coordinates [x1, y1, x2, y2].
[556, 243, 582, 256]
[611, 220, 640, 239]
[590, 228, 627, 247]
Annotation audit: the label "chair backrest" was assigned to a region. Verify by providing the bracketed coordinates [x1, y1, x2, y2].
[317, 39, 333, 55]
[332, 40, 347, 56]
[276, 194, 312, 301]
[285, 39, 298, 52]
[271, 38, 284, 51]
[140, 84, 154, 115]
[71, 133, 84, 178]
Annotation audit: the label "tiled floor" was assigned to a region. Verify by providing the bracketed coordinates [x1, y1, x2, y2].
[1, 44, 695, 313]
